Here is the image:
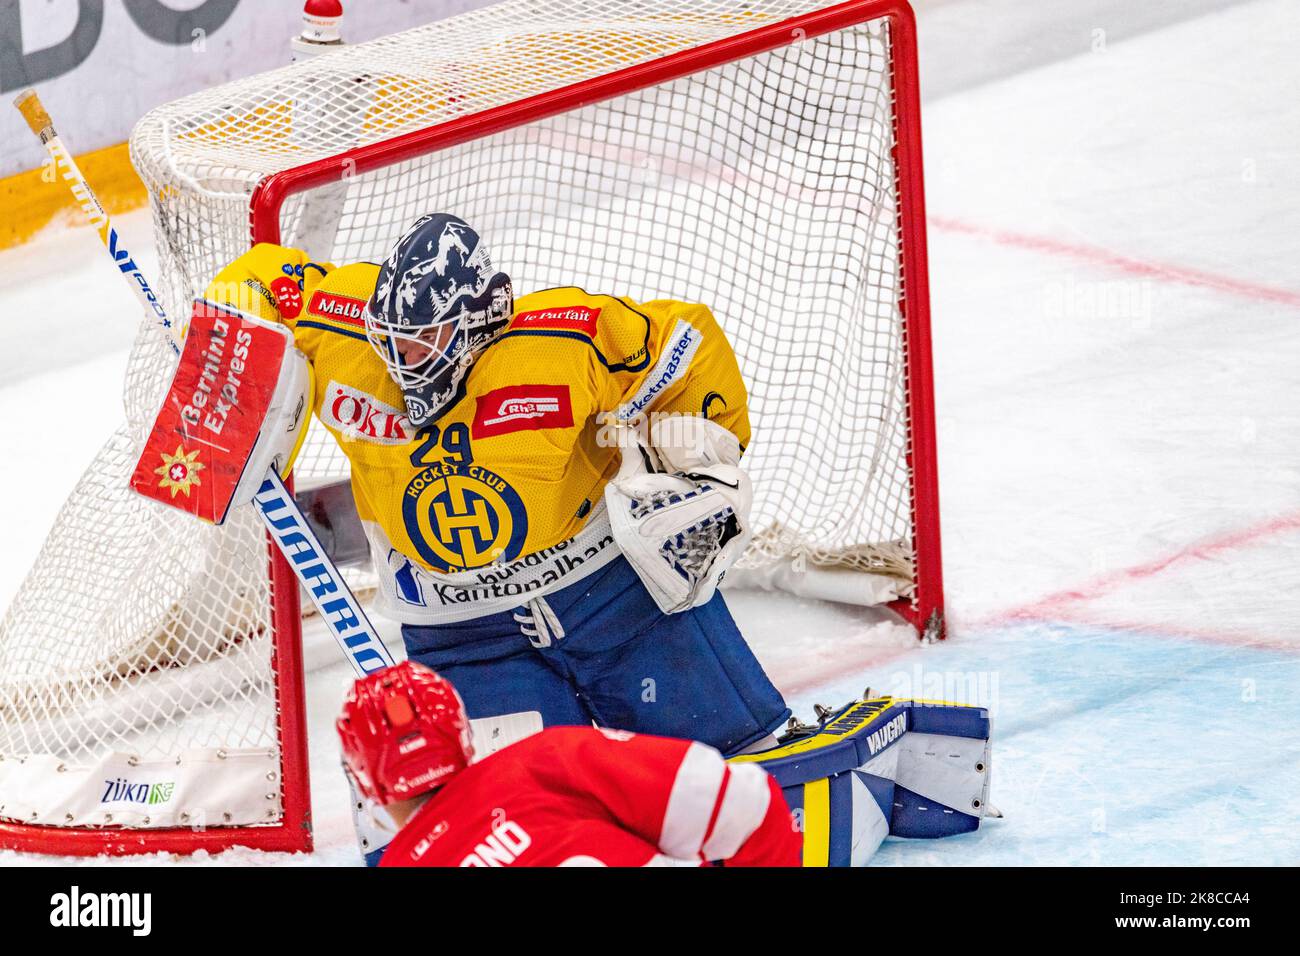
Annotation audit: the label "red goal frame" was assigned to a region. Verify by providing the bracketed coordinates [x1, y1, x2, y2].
[0, 0, 939, 859]
[251, 0, 944, 638]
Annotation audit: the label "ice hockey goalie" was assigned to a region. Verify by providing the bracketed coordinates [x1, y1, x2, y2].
[203, 212, 790, 760]
[193, 211, 996, 867]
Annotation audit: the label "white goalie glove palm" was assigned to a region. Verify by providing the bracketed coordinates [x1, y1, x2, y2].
[605, 418, 752, 614]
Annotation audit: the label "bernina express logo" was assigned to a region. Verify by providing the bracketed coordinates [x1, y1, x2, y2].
[472, 385, 573, 439]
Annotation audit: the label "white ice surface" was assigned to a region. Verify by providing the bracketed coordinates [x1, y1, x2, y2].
[1, 0, 1298, 865]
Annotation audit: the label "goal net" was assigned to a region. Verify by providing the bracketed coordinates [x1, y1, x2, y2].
[0, 0, 940, 855]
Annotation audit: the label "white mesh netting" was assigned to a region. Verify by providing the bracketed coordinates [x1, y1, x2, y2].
[1, 0, 924, 837]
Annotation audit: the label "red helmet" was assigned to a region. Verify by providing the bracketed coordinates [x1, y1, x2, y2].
[336, 661, 475, 805]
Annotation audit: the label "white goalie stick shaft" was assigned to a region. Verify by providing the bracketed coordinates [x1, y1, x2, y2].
[12, 87, 394, 679]
[13, 88, 179, 356]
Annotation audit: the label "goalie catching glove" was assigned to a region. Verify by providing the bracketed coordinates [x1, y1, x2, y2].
[130, 299, 312, 524]
[605, 415, 752, 614]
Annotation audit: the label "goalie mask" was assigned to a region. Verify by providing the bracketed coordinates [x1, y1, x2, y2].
[365, 213, 513, 426]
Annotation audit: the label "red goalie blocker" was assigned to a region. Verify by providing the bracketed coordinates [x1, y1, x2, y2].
[130, 299, 311, 524]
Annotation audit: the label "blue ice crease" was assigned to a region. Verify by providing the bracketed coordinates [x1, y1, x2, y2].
[786, 621, 1300, 866]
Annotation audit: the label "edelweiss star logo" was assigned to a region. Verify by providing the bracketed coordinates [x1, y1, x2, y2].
[154, 445, 204, 498]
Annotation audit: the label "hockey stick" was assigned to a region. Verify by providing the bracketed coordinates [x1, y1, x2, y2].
[12, 89, 179, 355]
[13, 87, 393, 679]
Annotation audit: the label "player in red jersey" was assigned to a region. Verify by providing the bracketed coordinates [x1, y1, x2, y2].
[337, 661, 801, 867]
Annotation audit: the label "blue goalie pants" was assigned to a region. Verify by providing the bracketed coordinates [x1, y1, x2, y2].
[402, 555, 791, 758]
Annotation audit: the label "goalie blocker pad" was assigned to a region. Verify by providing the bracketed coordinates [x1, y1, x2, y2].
[130, 299, 311, 524]
[730, 698, 993, 867]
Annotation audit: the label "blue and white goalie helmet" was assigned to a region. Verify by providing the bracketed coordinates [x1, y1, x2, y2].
[365, 213, 514, 426]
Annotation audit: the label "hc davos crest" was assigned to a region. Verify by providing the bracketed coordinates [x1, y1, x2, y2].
[402, 462, 528, 571]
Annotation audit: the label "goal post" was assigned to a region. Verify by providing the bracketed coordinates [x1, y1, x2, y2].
[241, 0, 943, 636]
[0, 0, 941, 856]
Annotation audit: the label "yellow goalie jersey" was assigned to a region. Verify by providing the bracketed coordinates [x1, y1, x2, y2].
[205, 243, 751, 623]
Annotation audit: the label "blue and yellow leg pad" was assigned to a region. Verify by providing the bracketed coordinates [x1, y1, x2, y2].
[729, 698, 993, 866]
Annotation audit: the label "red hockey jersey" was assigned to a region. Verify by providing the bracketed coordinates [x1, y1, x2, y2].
[379, 726, 800, 867]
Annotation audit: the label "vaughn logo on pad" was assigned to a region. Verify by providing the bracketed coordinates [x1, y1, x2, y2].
[472, 384, 573, 438]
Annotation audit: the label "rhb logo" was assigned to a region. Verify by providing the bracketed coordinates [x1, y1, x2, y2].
[321, 380, 411, 444]
[309, 290, 367, 327]
[509, 305, 600, 337]
[101, 778, 176, 806]
[472, 385, 573, 439]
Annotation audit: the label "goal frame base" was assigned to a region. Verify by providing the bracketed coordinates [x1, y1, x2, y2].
[0, 820, 312, 857]
[0, 524, 313, 858]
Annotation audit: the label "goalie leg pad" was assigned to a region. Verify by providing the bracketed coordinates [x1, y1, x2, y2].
[730, 698, 993, 866]
[552, 556, 789, 756]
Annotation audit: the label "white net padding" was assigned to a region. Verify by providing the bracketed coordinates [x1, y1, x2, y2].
[1, 0, 934, 845]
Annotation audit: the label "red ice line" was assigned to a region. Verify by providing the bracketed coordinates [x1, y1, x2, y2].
[777, 217, 1300, 690]
[932, 214, 1300, 645]
[775, 512, 1300, 695]
[930, 216, 1300, 309]
[1046, 610, 1300, 655]
[979, 510, 1300, 633]
[782, 219, 1300, 692]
